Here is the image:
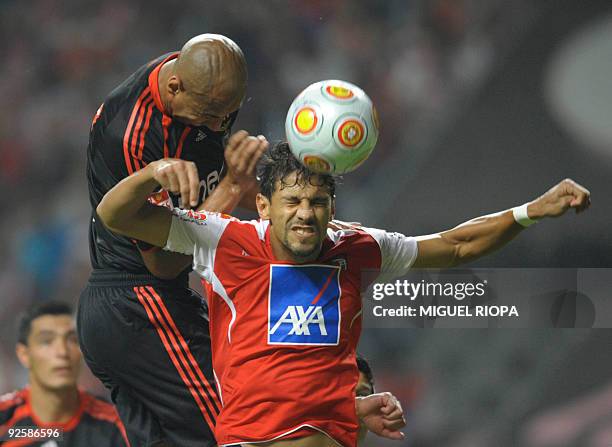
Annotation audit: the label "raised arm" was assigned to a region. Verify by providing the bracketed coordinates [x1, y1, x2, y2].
[97, 159, 201, 248]
[138, 132, 267, 278]
[414, 179, 591, 268]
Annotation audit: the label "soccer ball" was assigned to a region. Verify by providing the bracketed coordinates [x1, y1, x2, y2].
[285, 80, 379, 174]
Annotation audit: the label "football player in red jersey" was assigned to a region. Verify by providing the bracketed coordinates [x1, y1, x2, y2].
[0, 301, 128, 446]
[95, 141, 589, 446]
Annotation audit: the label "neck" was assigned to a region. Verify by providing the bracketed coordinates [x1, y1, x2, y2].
[29, 379, 79, 424]
[157, 59, 176, 114]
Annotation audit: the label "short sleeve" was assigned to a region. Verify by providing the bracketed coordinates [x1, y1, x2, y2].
[164, 209, 232, 280]
[361, 227, 418, 281]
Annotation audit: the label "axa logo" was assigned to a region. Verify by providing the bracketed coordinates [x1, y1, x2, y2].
[269, 305, 328, 336]
[268, 264, 341, 345]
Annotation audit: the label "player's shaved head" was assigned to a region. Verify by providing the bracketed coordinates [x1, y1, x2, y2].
[176, 34, 247, 112]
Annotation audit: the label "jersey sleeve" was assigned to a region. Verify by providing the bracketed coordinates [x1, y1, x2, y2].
[362, 227, 418, 281]
[164, 209, 232, 281]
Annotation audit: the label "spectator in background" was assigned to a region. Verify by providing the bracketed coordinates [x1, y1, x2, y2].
[0, 301, 128, 446]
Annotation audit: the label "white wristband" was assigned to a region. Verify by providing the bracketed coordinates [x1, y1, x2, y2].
[512, 203, 538, 227]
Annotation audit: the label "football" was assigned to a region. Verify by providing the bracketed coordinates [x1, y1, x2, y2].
[285, 80, 379, 174]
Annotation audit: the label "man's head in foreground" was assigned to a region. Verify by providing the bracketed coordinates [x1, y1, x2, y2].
[256, 142, 337, 263]
[16, 301, 81, 391]
[162, 33, 247, 131]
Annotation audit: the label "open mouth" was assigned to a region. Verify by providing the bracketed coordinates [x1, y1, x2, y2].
[291, 225, 317, 237]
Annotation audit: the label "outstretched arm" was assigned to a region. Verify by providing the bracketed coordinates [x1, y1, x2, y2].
[414, 179, 591, 268]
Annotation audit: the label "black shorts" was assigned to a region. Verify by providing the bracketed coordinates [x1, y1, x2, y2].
[77, 271, 220, 447]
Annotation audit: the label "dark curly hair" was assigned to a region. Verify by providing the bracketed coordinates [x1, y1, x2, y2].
[256, 142, 337, 200]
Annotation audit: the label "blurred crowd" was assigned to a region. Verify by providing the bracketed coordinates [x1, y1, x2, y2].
[4, 1, 610, 446]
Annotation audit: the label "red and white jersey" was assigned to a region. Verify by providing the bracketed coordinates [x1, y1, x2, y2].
[165, 210, 418, 447]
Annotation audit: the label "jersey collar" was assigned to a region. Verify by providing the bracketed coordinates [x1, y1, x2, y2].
[148, 52, 179, 116]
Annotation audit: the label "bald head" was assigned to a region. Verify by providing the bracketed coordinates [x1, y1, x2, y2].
[176, 34, 247, 110]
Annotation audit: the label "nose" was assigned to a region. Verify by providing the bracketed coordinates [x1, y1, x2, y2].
[54, 339, 70, 358]
[296, 202, 315, 222]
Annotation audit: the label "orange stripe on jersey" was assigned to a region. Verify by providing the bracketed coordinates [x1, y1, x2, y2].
[142, 287, 220, 419]
[122, 87, 151, 174]
[146, 286, 221, 412]
[129, 96, 154, 162]
[162, 115, 172, 158]
[148, 53, 178, 115]
[137, 99, 156, 160]
[0, 390, 26, 411]
[174, 127, 191, 159]
[134, 287, 217, 430]
[311, 269, 337, 305]
[0, 404, 30, 436]
[91, 103, 104, 128]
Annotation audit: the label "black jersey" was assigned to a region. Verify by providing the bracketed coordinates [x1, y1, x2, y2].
[0, 389, 129, 446]
[87, 53, 232, 281]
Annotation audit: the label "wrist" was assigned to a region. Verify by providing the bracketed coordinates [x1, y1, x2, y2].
[355, 396, 364, 419]
[512, 202, 539, 227]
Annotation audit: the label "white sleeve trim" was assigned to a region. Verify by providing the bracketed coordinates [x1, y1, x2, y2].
[362, 227, 418, 280]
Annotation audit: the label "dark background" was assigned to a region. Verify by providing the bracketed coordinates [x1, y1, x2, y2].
[1, 1, 611, 445]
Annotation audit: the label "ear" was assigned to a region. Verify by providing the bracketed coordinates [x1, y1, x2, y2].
[256, 193, 271, 220]
[167, 75, 181, 96]
[15, 343, 30, 369]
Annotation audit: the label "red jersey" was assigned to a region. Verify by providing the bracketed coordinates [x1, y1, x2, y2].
[164, 211, 417, 447]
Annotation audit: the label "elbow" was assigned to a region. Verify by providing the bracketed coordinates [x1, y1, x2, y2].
[96, 202, 124, 235]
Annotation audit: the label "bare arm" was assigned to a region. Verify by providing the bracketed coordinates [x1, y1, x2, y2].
[96, 160, 191, 247]
[139, 131, 268, 279]
[414, 179, 591, 268]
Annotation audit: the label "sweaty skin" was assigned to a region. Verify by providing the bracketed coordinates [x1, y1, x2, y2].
[158, 34, 247, 129]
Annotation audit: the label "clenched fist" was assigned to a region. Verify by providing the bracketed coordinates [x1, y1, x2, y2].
[149, 159, 200, 208]
[528, 178, 591, 219]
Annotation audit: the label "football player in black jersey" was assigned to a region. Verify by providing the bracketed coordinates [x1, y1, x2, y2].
[0, 301, 128, 446]
[78, 34, 267, 447]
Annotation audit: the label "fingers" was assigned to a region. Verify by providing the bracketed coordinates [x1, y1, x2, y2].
[561, 178, 591, 214]
[225, 130, 269, 184]
[379, 428, 406, 441]
[152, 159, 200, 208]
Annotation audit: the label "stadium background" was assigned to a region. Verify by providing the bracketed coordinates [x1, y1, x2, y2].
[1, 0, 611, 445]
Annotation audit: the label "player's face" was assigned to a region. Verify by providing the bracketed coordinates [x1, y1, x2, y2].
[266, 172, 333, 263]
[356, 371, 374, 397]
[170, 89, 241, 131]
[16, 315, 81, 391]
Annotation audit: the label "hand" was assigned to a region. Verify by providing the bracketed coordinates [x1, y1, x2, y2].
[224, 130, 269, 188]
[356, 392, 406, 441]
[149, 159, 200, 208]
[528, 178, 591, 219]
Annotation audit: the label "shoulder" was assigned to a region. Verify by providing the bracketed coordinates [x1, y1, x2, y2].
[80, 392, 121, 424]
[0, 389, 28, 425]
[0, 389, 27, 411]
